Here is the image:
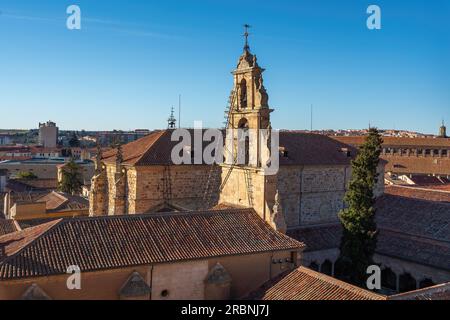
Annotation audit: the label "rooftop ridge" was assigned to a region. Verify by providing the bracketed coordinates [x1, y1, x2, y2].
[297, 267, 386, 300]
[0, 219, 62, 264]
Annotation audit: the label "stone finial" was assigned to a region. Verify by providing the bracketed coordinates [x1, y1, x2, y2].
[21, 284, 51, 300]
[116, 143, 123, 167]
[271, 190, 287, 234]
[205, 263, 232, 285]
[119, 271, 151, 299]
[95, 143, 103, 173]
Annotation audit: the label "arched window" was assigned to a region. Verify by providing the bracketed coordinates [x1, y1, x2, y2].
[239, 79, 247, 109]
[399, 273, 417, 293]
[309, 261, 319, 271]
[419, 278, 435, 289]
[237, 118, 249, 166]
[381, 268, 397, 291]
[320, 260, 333, 276]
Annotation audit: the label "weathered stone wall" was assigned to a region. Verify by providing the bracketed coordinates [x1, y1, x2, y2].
[132, 165, 219, 214]
[152, 260, 208, 300]
[277, 165, 350, 228]
[219, 165, 275, 222]
[277, 164, 385, 229]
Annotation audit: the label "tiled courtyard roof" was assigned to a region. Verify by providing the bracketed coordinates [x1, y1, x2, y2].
[102, 129, 356, 167]
[288, 194, 450, 270]
[389, 282, 450, 300]
[0, 208, 304, 280]
[248, 266, 386, 300]
[385, 185, 450, 203]
[287, 224, 341, 252]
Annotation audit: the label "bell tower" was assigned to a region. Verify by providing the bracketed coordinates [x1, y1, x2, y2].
[219, 26, 278, 226]
[225, 24, 273, 167]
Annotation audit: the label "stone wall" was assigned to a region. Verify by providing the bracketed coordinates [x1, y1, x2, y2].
[278, 165, 350, 228]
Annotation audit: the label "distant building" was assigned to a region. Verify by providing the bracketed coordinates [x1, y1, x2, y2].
[38, 121, 59, 148]
[333, 136, 450, 177]
[0, 169, 7, 193]
[440, 121, 447, 138]
[2, 190, 89, 222]
[0, 135, 12, 146]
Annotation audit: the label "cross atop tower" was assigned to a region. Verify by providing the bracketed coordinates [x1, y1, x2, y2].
[243, 24, 251, 52]
[167, 106, 177, 129]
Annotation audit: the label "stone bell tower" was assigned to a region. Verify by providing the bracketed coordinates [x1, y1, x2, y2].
[219, 26, 278, 226]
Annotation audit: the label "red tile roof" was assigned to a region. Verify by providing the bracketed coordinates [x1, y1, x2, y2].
[36, 191, 89, 212]
[102, 130, 356, 167]
[0, 208, 304, 280]
[279, 132, 356, 166]
[288, 194, 450, 270]
[389, 282, 450, 300]
[333, 136, 450, 148]
[385, 185, 450, 203]
[249, 266, 386, 300]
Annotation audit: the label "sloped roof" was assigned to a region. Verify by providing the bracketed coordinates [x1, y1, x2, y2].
[0, 219, 20, 236]
[385, 185, 450, 203]
[333, 136, 450, 148]
[288, 194, 450, 270]
[102, 129, 356, 167]
[248, 266, 386, 300]
[389, 282, 450, 300]
[37, 191, 89, 212]
[0, 208, 304, 280]
[278, 132, 356, 166]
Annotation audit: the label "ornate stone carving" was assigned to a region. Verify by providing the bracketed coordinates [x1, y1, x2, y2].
[271, 190, 287, 234]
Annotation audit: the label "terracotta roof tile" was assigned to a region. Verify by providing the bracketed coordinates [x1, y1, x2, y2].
[0, 219, 20, 237]
[389, 282, 450, 300]
[385, 185, 450, 203]
[103, 130, 356, 167]
[333, 136, 450, 148]
[288, 194, 450, 270]
[0, 209, 304, 280]
[249, 266, 386, 300]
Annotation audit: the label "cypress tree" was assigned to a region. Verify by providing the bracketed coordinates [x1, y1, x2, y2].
[335, 128, 383, 286]
[58, 159, 83, 195]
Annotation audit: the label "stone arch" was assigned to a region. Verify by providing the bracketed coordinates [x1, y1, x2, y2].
[21, 284, 51, 300]
[381, 268, 397, 291]
[399, 273, 417, 293]
[320, 260, 333, 276]
[205, 263, 232, 300]
[419, 278, 435, 289]
[237, 118, 250, 165]
[239, 79, 248, 109]
[119, 271, 151, 300]
[309, 261, 320, 271]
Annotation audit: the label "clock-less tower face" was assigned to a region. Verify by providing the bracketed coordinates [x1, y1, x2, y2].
[226, 44, 273, 168]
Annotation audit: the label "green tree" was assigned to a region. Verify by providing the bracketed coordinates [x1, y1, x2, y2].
[58, 159, 83, 195]
[17, 171, 38, 180]
[69, 132, 80, 147]
[335, 128, 383, 286]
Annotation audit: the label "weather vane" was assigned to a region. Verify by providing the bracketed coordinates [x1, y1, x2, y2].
[243, 24, 251, 51]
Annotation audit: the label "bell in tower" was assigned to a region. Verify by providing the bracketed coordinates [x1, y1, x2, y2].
[224, 24, 274, 168]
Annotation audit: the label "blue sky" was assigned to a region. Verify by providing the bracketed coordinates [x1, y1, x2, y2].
[0, 0, 449, 133]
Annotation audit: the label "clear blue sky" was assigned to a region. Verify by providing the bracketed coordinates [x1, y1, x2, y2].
[0, 0, 449, 133]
